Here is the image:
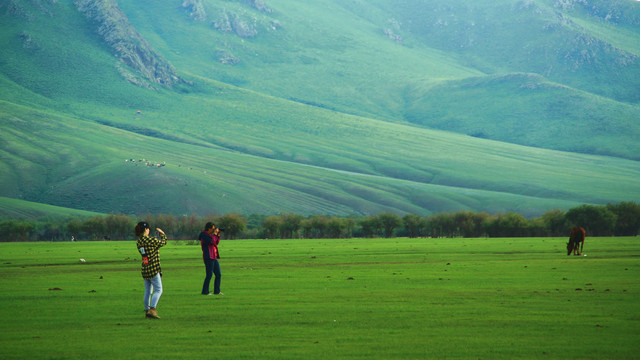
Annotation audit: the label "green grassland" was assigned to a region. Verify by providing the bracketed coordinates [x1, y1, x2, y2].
[118, 0, 485, 122]
[2, 95, 639, 217]
[404, 73, 640, 160]
[0, 197, 99, 219]
[1, 0, 639, 216]
[0, 237, 638, 359]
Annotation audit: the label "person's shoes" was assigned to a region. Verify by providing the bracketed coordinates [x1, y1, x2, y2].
[145, 309, 150, 317]
[214, 292, 224, 296]
[202, 292, 212, 295]
[147, 307, 160, 319]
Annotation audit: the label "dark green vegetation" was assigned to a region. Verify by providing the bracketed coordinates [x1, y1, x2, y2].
[0, 238, 638, 359]
[1, 0, 639, 217]
[2, 200, 639, 241]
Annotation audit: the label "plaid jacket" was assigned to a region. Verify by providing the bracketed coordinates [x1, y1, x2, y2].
[136, 234, 167, 279]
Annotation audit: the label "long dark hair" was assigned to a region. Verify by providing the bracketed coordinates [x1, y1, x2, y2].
[135, 221, 149, 237]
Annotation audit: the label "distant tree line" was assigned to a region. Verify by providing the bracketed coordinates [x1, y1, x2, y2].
[0, 202, 638, 242]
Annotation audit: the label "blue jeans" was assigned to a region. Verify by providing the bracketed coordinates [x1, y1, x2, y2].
[202, 259, 221, 294]
[144, 273, 163, 310]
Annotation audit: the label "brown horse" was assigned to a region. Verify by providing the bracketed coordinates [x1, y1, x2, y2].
[567, 227, 585, 256]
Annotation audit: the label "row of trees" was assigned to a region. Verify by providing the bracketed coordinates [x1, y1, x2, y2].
[1, 202, 638, 242]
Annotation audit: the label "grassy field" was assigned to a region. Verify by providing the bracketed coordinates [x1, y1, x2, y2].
[7, 95, 639, 217]
[0, 237, 638, 359]
[404, 73, 640, 160]
[0, 197, 99, 219]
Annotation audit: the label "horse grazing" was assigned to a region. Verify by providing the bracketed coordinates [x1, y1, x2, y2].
[567, 227, 585, 256]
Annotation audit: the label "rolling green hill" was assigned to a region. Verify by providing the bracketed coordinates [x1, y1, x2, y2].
[0, 197, 101, 219]
[0, 196, 99, 219]
[1, 0, 639, 217]
[404, 73, 640, 159]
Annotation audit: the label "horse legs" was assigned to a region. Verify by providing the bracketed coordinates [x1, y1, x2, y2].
[574, 241, 583, 255]
[579, 241, 584, 255]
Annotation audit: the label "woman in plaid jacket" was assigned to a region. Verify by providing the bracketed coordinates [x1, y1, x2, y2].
[135, 221, 167, 319]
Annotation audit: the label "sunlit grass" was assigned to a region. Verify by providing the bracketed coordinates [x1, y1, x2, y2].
[0, 237, 638, 359]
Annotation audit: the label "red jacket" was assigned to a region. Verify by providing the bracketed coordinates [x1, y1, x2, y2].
[199, 231, 220, 260]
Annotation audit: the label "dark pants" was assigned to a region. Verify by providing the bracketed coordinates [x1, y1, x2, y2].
[202, 259, 221, 294]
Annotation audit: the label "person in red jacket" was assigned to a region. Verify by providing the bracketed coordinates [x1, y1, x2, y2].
[199, 222, 222, 295]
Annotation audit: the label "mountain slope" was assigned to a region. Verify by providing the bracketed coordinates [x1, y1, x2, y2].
[404, 73, 640, 160]
[0, 0, 639, 217]
[0, 196, 99, 219]
[112, 0, 640, 159]
[372, 0, 640, 103]
[2, 89, 638, 217]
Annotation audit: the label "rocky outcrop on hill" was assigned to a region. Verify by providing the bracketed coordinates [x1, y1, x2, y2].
[243, 0, 272, 14]
[213, 9, 258, 38]
[212, 9, 233, 33]
[230, 14, 258, 38]
[181, 0, 275, 40]
[75, 0, 185, 89]
[18, 31, 39, 49]
[216, 49, 240, 65]
[383, 18, 403, 44]
[0, 0, 57, 20]
[182, 0, 206, 22]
